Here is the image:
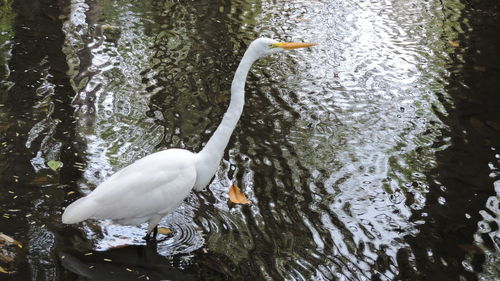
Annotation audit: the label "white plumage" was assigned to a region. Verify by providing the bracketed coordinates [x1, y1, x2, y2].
[61, 38, 315, 240]
[62, 149, 197, 233]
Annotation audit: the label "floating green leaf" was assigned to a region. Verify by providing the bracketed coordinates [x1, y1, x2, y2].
[47, 160, 62, 171]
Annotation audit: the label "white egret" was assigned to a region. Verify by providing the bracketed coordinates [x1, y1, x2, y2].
[62, 38, 316, 240]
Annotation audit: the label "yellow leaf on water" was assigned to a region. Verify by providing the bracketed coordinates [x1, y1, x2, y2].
[157, 227, 172, 235]
[0, 266, 8, 274]
[67, 191, 75, 196]
[448, 41, 460, 47]
[228, 184, 251, 205]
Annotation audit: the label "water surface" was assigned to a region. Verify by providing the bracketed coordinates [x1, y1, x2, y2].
[0, 0, 499, 280]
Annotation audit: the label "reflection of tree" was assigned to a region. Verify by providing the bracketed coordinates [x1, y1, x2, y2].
[0, 0, 80, 183]
[0, 0, 80, 279]
[0, 0, 13, 82]
[62, 0, 103, 137]
[403, 1, 500, 280]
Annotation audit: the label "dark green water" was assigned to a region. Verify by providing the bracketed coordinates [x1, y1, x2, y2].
[0, 0, 499, 280]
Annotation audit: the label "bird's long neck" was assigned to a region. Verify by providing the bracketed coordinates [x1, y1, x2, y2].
[198, 50, 256, 165]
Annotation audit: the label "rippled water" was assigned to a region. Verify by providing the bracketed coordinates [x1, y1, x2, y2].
[0, 0, 499, 280]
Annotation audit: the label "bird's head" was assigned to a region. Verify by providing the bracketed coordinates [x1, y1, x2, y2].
[248, 37, 317, 59]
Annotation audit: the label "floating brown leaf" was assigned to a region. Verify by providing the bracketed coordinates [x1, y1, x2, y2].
[0, 122, 13, 133]
[228, 184, 251, 205]
[157, 227, 172, 235]
[448, 41, 460, 47]
[109, 244, 129, 249]
[214, 92, 229, 104]
[30, 176, 51, 185]
[486, 120, 500, 131]
[0, 233, 22, 248]
[0, 251, 14, 264]
[473, 65, 486, 72]
[458, 244, 484, 255]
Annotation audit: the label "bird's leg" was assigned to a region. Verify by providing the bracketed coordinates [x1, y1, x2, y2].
[143, 225, 159, 242]
[143, 231, 152, 241]
[152, 225, 158, 240]
[144, 216, 162, 242]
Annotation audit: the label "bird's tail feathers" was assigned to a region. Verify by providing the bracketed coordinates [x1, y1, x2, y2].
[62, 197, 98, 224]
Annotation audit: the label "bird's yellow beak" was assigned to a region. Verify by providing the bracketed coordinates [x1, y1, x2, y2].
[271, 42, 317, 50]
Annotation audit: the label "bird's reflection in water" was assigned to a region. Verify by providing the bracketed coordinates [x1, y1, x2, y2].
[59, 243, 196, 281]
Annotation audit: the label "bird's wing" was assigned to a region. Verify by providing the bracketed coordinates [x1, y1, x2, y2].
[85, 149, 198, 221]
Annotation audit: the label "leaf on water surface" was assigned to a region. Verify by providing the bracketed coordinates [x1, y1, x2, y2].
[473, 65, 486, 72]
[0, 252, 14, 264]
[0, 233, 22, 248]
[67, 191, 75, 196]
[47, 160, 62, 172]
[228, 184, 251, 205]
[109, 244, 129, 249]
[157, 227, 172, 235]
[214, 91, 229, 104]
[469, 117, 485, 130]
[30, 176, 51, 185]
[485, 120, 500, 131]
[448, 41, 460, 47]
[0, 266, 8, 274]
[293, 17, 311, 22]
[458, 244, 484, 255]
[101, 24, 121, 43]
[0, 123, 13, 133]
